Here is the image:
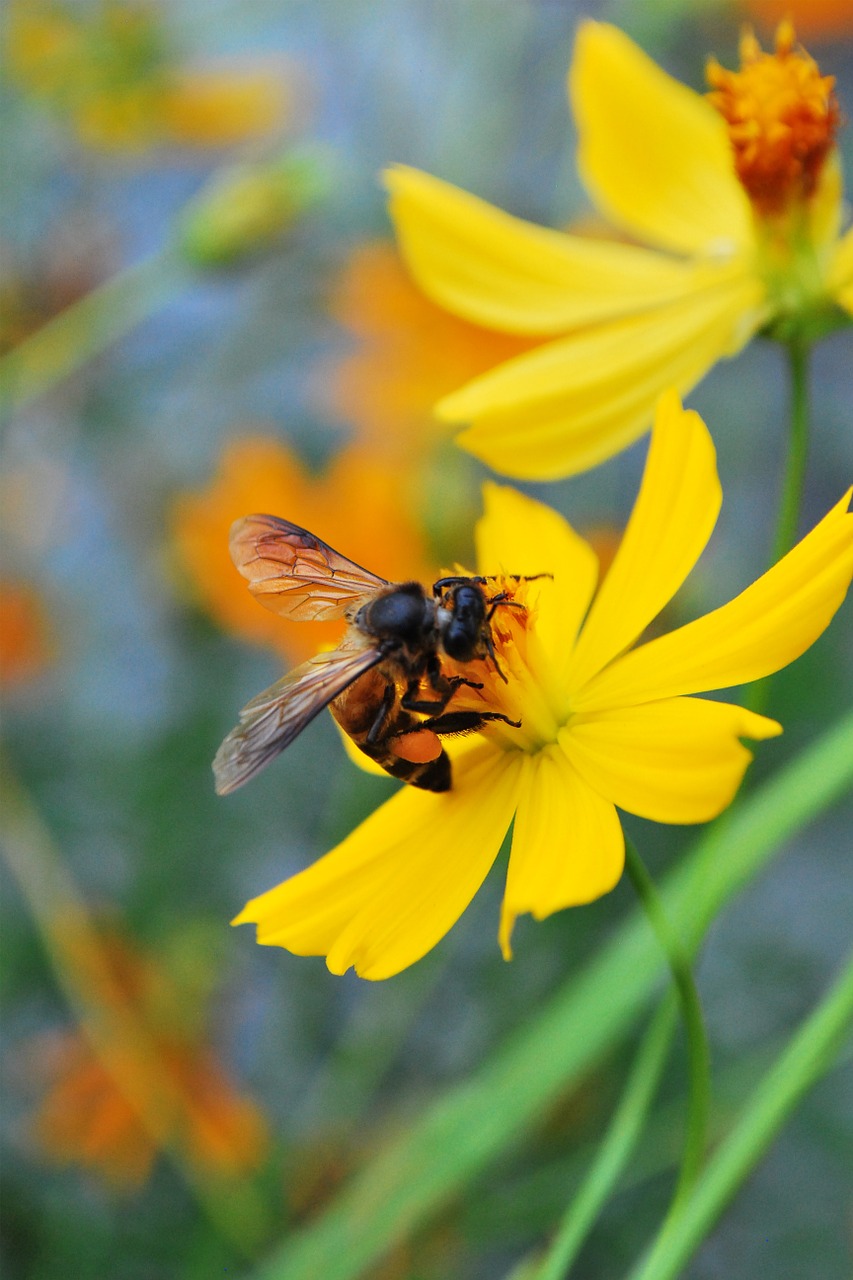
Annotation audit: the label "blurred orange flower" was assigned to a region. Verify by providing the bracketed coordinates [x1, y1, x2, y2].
[739, 0, 853, 40]
[315, 240, 536, 457]
[0, 581, 54, 686]
[171, 438, 436, 662]
[28, 930, 268, 1189]
[6, 0, 291, 153]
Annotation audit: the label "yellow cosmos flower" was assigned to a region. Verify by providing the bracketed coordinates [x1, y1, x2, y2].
[386, 21, 852, 480]
[234, 393, 853, 978]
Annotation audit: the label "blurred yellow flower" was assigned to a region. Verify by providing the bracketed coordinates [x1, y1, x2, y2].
[315, 240, 535, 456]
[387, 21, 851, 480]
[28, 930, 268, 1189]
[0, 581, 54, 686]
[234, 393, 853, 978]
[6, 0, 290, 153]
[171, 438, 436, 663]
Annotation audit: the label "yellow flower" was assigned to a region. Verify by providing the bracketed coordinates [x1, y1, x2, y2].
[171, 438, 436, 664]
[386, 22, 851, 480]
[233, 393, 853, 978]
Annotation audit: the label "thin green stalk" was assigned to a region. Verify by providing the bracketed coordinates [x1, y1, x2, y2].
[628, 948, 853, 1280]
[530, 999, 678, 1280]
[773, 338, 811, 564]
[0, 247, 188, 421]
[747, 338, 811, 716]
[623, 840, 711, 1214]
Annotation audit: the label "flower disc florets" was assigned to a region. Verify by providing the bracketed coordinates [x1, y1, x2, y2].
[442, 575, 568, 754]
[706, 22, 840, 215]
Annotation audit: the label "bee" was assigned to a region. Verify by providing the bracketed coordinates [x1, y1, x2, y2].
[213, 515, 530, 795]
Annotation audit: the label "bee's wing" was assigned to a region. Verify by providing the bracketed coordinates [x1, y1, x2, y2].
[229, 514, 390, 621]
[213, 644, 384, 795]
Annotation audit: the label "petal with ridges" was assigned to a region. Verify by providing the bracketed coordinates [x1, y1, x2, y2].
[385, 165, 733, 335]
[476, 482, 599, 671]
[561, 698, 780, 825]
[570, 22, 752, 256]
[578, 490, 853, 712]
[568, 392, 720, 691]
[233, 744, 521, 979]
[446, 268, 764, 480]
[499, 748, 624, 958]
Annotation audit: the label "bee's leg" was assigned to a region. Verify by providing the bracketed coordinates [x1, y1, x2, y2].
[413, 709, 522, 735]
[400, 661, 452, 714]
[445, 674, 484, 692]
[432, 574, 487, 595]
[401, 691, 450, 714]
[364, 680, 397, 746]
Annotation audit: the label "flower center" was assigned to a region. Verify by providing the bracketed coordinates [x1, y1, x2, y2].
[706, 22, 839, 216]
[442, 576, 567, 755]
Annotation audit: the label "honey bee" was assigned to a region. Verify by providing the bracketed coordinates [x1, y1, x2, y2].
[213, 515, 530, 795]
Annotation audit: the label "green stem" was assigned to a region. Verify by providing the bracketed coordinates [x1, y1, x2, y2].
[0, 247, 188, 421]
[746, 338, 811, 717]
[623, 839, 711, 1214]
[628, 948, 853, 1280]
[531, 999, 678, 1280]
[773, 338, 811, 565]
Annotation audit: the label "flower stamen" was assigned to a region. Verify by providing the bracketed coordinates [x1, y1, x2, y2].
[444, 577, 566, 752]
[706, 21, 839, 215]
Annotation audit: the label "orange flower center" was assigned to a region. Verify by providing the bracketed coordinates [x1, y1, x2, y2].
[706, 21, 839, 214]
[443, 576, 566, 753]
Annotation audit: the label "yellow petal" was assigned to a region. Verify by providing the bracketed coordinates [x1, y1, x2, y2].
[233, 745, 522, 979]
[499, 747, 624, 958]
[570, 22, 752, 256]
[828, 225, 853, 315]
[445, 268, 765, 480]
[806, 151, 844, 261]
[568, 391, 720, 691]
[385, 165, 731, 335]
[475, 482, 599, 672]
[580, 489, 853, 711]
[561, 698, 780, 825]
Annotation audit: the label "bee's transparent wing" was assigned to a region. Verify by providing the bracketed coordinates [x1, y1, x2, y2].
[213, 644, 383, 794]
[229, 514, 390, 621]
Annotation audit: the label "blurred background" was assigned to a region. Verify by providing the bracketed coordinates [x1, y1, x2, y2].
[1, 1, 852, 1277]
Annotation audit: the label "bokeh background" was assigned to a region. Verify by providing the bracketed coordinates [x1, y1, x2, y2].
[2, 1, 852, 1277]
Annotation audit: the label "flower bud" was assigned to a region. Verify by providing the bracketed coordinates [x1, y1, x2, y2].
[177, 146, 332, 267]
